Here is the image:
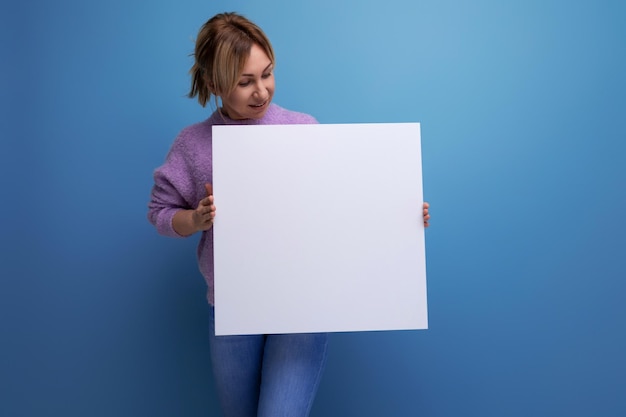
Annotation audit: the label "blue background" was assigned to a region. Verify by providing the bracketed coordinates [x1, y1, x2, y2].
[2, 0, 625, 416]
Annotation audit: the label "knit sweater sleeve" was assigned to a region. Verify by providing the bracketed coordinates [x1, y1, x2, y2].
[147, 128, 203, 238]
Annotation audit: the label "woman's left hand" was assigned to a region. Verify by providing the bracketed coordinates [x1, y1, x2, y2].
[423, 202, 430, 228]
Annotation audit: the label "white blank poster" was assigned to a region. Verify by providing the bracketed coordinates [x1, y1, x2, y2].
[212, 123, 427, 335]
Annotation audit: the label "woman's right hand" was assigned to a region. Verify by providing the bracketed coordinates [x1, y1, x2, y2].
[173, 183, 216, 236]
[192, 184, 217, 231]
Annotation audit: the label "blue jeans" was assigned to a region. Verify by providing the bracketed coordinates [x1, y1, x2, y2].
[208, 307, 329, 417]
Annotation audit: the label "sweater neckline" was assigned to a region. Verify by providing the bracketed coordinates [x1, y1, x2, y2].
[209, 103, 279, 125]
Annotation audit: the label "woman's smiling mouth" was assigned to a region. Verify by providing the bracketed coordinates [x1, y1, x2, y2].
[250, 100, 268, 109]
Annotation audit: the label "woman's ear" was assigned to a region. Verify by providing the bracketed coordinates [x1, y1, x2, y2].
[207, 79, 216, 94]
[202, 72, 215, 94]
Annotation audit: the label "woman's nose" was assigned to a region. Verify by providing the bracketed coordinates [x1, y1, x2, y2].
[253, 82, 267, 97]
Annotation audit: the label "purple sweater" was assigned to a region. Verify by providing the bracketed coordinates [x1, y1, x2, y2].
[148, 103, 317, 305]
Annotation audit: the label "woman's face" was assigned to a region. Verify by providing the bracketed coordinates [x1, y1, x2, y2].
[221, 43, 275, 120]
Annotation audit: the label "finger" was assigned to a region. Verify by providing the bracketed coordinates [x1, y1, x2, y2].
[423, 202, 429, 209]
[199, 195, 214, 206]
[201, 212, 214, 224]
[195, 206, 213, 222]
[205, 183, 213, 197]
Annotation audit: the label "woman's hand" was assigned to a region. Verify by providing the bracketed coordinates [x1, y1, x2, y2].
[423, 202, 430, 228]
[192, 184, 217, 231]
[172, 183, 216, 236]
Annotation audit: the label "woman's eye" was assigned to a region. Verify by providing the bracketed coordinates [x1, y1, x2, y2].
[262, 72, 272, 79]
[238, 80, 251, 87]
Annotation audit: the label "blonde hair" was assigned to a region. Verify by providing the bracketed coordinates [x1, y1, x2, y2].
[188, 12, 275, 108]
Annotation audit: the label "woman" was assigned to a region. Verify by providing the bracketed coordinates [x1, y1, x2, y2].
[148, 12, 430, 417]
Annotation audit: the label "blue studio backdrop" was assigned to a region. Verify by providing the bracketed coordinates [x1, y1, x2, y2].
[2, 1, 625, 416]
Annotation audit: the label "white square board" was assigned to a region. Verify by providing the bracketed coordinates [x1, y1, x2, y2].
[212, 123, 427, 335]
